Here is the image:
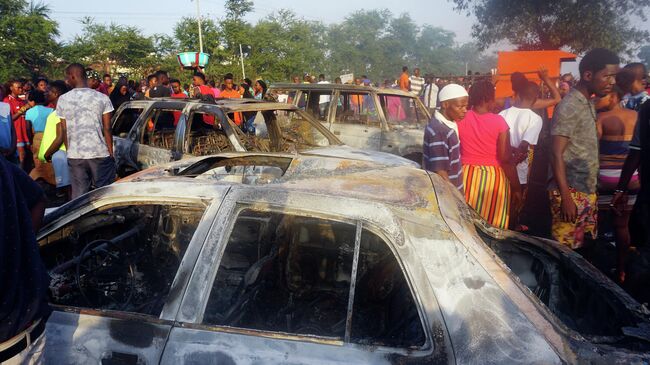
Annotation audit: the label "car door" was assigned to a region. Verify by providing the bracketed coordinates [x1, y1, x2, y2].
[328, 91, 382, 151]
[161, 188, 450, 364]
[134, 104, 186, 170]
[34, 185, 227, 364]
[111, 102, 147, 176]
[378, 94, 429, 162]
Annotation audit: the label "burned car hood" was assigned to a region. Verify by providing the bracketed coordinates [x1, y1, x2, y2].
[300, 146, 419, 168]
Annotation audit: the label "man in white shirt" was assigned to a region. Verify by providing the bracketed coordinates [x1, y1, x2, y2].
[317, 74, 331, 119]
[499, 81, 543, 229]
[56, 63, 115, 199]
[422, 74, 439, 112]
[499, 81, 543, 186]
[409, 68, 425, 97]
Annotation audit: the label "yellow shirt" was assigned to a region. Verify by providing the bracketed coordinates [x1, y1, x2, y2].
[38, 111, 66, 162]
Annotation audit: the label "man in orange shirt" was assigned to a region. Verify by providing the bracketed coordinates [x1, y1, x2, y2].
[399, 66, 411, 92]
[220, 73, 242, 126]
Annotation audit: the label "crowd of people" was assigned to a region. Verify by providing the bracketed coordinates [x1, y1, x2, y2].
[0, 66, 269, 202]
[1, 47, 650, 362]
[423, 48, 650, 285]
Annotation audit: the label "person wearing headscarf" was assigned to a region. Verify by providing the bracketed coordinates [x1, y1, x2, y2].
[109, 78, 131, 110]
[422, 84, 469, 192]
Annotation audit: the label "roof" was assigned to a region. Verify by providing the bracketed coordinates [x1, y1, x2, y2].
[63, 153, 439, 223]
[128, 97, 300, 112]
[269, 83, 419, 98]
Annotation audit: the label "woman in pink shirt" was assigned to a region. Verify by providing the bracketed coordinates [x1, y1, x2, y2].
[458, 80, 522, 229]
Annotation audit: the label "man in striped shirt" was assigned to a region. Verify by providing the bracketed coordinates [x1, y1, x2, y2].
[422, 84, 469, 191]
[410, 68, 425, 97]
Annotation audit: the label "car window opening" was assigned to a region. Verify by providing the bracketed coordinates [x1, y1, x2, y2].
[188, 112, 234, 156]
[379, 94, 423, 127]
[40, 204, 206, 316]
[477, 227, 650, 346]
[143, 108, 181, 149]
[202, 210, 425, 348]
[112, 107, 144, 138]
[177, 156, 292, 184]
[335, 93, 380, 127]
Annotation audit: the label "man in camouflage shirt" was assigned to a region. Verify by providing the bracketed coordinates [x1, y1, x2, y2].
[549, 49, 620, 249]
[56, 64, 115, 198]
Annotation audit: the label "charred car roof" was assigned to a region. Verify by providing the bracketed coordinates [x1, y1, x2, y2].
[269, 83, 419, 97]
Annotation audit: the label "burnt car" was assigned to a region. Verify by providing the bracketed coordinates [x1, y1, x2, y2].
[268, 83, 430, 162]
[32, 153, 650, 364]
[111, 98, 413, 177]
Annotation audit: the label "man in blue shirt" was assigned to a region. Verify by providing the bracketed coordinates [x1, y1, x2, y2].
[0, 102, 17, 164]
[422, 84, 469, 192]
[25, 90, 55, 185]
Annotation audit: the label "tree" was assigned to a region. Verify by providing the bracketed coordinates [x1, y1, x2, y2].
[449, 0, 650, 56]
[326, 10, 395, 80]
[324, 9, 495, 81]
[174, 16, 221, 54]
[639, 45, 650, 70]
[62, 18, 155, 74]
[220, 0, 254, 70]
[0, 0, 59, 80]
[225, 0, 253, 19]
[248, 10, 326, 80]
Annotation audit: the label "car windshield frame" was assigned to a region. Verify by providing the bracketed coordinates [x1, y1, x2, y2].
[221, 106, 343, 151]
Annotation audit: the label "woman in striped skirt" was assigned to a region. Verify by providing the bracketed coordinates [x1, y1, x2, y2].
[457, 80, 522, 229]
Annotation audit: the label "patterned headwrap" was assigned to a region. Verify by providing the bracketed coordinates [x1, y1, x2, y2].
[86, 70, 100, 80]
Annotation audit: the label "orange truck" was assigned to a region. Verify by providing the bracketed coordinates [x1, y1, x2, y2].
[494, 50, 577, 117]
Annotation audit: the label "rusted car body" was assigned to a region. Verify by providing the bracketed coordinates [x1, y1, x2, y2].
[268, 84, 430, 162]
[32, 153, 650, 364]
[111, 98, 414, 177]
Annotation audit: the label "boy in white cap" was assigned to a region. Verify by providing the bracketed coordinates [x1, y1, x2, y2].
[422, 84, 469, 191]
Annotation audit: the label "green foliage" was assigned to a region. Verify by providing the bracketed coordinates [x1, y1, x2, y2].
[248, 10, 326, 80]
[449, 0, 650, 56]
[0, 0, 59, 81]
[225, 0, 254, 19]
[324, 10, 492, 81]
[174, 16, 221, 55]
[0, 0, 498, 84]
[639, 45, 650, 70]
[62, 18, 156, 75]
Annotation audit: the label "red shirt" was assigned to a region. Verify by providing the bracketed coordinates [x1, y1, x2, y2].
[96, 83, 109, 95]
[4, 95, 28, 144]
[220, 89, 242, 125]
[171, 93, 186, 126]
[457, 110, 509, 166]
[197, 85, 213, 96]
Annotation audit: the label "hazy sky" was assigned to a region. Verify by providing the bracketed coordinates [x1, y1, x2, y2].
[49, 0, 475, 43]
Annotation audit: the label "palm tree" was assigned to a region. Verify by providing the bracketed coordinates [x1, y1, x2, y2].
[28, 1, 50, 18]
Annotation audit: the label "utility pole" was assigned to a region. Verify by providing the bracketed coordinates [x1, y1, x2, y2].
[240, 44, 246, 79]
[195, 0, 204, 53]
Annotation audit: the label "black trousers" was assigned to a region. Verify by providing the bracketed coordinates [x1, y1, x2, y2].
[68, 156, 116, 199]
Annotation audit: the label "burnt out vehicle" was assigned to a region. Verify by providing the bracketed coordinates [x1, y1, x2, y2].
[33, 153, 650, 364]
[111, 98, 414, 177]
[268, 83, 430, 162]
